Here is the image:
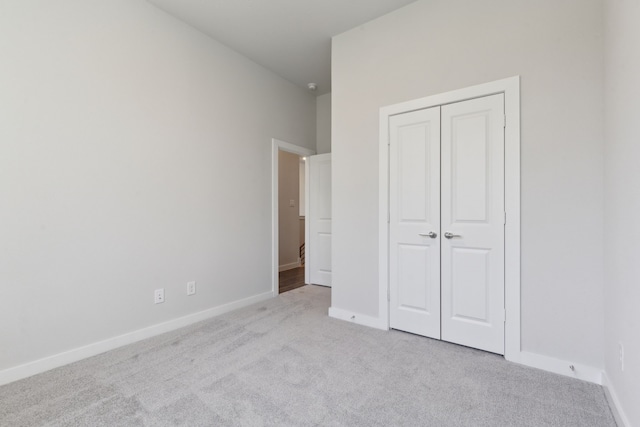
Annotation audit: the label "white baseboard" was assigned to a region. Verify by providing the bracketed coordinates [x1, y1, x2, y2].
[0, 291, 274, 387]
[602, 372, 631, 427]
[279, 260, 301, 272]
[518, 351, 602, 384]
[328, 307, 388, 330]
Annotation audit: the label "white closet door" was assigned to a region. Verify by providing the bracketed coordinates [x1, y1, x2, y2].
[441, 94, 505, 355]
[389, 107, 441, 338]
[308, 153, 332, 286]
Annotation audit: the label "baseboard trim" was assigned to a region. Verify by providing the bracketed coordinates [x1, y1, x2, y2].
[279, 260, 301, 272]
[602, 372, 630, 427]
[328, 307, 388, 331]
[517, 351, 602, 384]
[0, 291, 274, 386]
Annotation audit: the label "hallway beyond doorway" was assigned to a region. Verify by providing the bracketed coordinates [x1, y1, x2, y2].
[279, 267, 305, 293]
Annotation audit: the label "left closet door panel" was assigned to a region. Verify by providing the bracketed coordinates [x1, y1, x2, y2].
[389, 107, 441, 339]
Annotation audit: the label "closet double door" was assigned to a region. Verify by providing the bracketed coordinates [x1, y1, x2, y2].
[389, 94, 505, 355]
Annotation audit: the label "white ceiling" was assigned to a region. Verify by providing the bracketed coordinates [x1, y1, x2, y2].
[147, 0, 417, 95]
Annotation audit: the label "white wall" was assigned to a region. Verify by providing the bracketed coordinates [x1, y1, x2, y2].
[0, 0, 315, 375]
[316, 93, 332, 154]
[278, 150, 301, 268]
[604, 0, 640, 424]
[332, 0, 604, 369]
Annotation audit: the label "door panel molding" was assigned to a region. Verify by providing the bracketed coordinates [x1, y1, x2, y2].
[379, 76, 521, 362]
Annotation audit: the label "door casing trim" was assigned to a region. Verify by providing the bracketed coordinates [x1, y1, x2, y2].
[378, 76, 521, 362]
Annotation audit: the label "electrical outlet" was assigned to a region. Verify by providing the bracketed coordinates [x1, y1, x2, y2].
[619, 342, 624, 371]
[154, 288, 165, 304]
[187, 281, 196, 296]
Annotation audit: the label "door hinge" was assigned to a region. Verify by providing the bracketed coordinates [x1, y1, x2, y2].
[503, 211, 507, 225]
[503, 114, 506, 128]
[387, 288, 390, 302]
[502, 309, 506, 322]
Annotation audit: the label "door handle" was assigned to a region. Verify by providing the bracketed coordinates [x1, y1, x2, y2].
[418, 232, 437, 238]
[444, 232, 462, 239]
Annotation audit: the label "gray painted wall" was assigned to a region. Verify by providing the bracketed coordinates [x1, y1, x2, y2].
[604, 0, 640, 424]
[316, 93, 332, 154]
[331, 0, 604, 369]
[0, 0, 315, 372]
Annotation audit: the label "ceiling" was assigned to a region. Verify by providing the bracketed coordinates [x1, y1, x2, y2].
[147, 0, 417, 95]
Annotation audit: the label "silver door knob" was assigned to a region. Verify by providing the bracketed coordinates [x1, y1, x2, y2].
[444, 232, 462, 239]
[418, 232, 437, 238]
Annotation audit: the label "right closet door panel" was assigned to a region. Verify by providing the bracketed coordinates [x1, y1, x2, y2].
[441, 94, 505, 354]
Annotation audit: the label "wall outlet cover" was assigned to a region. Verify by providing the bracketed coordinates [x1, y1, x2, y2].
[619, 342, 624, 371]
[154, 288, 165, 304]
[187, 281, 196, 296]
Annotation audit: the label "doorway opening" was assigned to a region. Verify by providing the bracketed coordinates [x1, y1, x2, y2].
[278, 151, 306, 293]
[271, 139, 315, 296]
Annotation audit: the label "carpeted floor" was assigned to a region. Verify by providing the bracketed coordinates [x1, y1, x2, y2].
[0, 285, 616, 426]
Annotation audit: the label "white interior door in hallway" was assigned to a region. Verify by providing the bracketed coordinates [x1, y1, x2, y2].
[389, 94, 505, 355]
[308, 153, 332, 286]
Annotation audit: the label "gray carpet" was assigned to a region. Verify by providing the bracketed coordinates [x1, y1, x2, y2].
[0, 286, 616, 426]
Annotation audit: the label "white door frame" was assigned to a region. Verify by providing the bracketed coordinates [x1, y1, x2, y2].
[272, 138, 315, 296]
[378, 76, 521, 362]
